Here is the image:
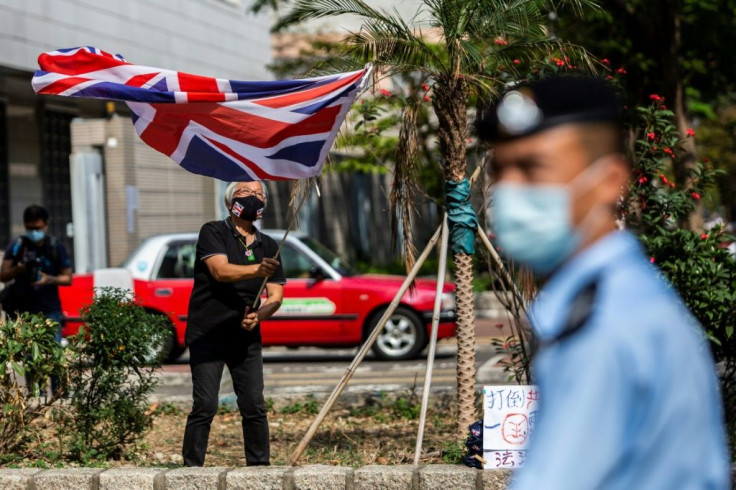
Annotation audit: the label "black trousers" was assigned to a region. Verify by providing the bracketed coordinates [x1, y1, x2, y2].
[182, 333, 269, 466]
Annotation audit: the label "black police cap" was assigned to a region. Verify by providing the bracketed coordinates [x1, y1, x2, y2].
[475, 76, 623, 142]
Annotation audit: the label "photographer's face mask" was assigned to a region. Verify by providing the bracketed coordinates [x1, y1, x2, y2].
[25, 229, 46, 243]
[490, 158, 610, 276]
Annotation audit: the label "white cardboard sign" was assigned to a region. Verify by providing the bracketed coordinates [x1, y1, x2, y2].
[482, 385, 539, 470]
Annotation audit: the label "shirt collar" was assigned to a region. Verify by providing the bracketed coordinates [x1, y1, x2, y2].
[224, 217, 262, 246]
[529, 231, 642, 340]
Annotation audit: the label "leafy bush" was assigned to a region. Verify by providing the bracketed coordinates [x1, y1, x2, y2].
[621, 98, 736, 449]
[61, 287, 170, 461]
[0, 313, 68, 455]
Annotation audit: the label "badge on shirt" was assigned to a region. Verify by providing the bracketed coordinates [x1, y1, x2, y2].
[245, 249, 255, 261]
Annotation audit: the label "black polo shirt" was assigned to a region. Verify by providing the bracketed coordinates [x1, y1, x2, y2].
[185, 219, 286, 346]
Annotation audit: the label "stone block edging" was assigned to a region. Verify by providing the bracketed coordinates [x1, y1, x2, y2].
[0, 465, 512, 489]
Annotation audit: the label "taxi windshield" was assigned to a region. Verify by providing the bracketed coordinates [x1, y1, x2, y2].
[299, 236, 357, 277]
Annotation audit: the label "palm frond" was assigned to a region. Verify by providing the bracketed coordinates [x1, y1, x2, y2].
[390, 96, 422, 273]
[544, 0, 601, 18]
[344, 30, 440, 72]
[275, 0, 412, 35]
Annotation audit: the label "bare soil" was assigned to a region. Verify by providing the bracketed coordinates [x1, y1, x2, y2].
[1, 394, 469, 469]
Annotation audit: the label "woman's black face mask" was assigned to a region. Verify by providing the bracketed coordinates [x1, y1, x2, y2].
[231, 196, 264, 221]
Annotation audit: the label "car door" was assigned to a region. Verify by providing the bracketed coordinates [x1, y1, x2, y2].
[136, 240, 195, 344]
[260, 242, 347, 346]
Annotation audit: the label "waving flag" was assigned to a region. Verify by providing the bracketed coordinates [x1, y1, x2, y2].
[32, 47, 371, 181]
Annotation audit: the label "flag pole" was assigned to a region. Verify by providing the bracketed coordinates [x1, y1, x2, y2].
[249, 179, 313, 311]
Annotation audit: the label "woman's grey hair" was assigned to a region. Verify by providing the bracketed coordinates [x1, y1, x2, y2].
[224, 181, 268, 209]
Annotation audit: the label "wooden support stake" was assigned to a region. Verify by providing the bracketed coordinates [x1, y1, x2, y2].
[413, 214, 450, 465]
[289, 222, 444, 465]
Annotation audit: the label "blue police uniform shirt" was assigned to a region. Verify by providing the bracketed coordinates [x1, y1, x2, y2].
[510, 231, 729, 490]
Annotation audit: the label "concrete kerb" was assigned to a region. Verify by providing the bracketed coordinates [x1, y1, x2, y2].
[33, 468, 105, 490]
[0, 468, 41, 490]
[0, 465, 513, 489]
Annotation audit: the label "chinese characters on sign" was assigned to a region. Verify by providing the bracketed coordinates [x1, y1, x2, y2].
[482, 385, 539, 470]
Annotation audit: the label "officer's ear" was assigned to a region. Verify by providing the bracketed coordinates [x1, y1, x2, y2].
[598, 154, 630, 206]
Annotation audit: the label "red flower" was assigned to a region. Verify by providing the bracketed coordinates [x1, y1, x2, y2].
[691, 192, 701, 200]
[649, 257, 655, 263]
[601, 58, 611, 66]
[494, 323, 504, 330]
[663, 147, 675, 158]
[421, 83, 430, 92]
[513, 59, 521, 65]
[494, 38, 508, 46]
[701, 233, 708, 240]
[659, 174, 668, 183]
[554, 58, 566, 67]
[649, 94, 663, 102]
[616, 67, 627, 75]
[606, 75, 614, 80]
[686, 127, 696, 137]
[668, 181, 675, 188]
[647, 132, 656, 140]
[424, 95, 431, 102]
[659, 104, 667, 110]
[638, 176, 648, 184]
[380, 88, 391, 97]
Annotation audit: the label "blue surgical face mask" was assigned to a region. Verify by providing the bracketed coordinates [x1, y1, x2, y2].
[26, 229, 46, 243]
[490, 160, 607, 276]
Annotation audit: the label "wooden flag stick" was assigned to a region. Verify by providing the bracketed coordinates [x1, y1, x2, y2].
[250, 179, 313, 310]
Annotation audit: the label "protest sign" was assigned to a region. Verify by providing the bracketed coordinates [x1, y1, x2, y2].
[482, 385, 539, 470]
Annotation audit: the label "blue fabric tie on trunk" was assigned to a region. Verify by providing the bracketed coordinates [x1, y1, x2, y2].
[445, 179, 478, 254]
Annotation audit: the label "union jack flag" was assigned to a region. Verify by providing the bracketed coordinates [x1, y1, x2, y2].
[32, 47, 371, 181]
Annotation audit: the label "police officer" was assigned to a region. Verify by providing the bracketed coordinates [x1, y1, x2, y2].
[477, 76, 729, 489]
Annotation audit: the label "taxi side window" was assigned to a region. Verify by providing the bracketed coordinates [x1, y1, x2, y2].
[279, 244, 314, 279]
[157, 242, 197, 279]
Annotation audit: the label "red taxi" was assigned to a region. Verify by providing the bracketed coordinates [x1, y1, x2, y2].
[59, 230, 457, 361]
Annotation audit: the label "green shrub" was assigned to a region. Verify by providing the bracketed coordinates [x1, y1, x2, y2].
[621, 98, 736, 450]
[280, 395, 320, 415]
[0, 313, 68, 455]
[390, 394, 421, 420]
[61, 287, 169, 461]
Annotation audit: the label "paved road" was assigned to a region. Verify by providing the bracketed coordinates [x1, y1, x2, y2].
[153, 317, 519, 402]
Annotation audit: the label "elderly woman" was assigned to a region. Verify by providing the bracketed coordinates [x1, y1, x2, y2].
[182, 180, 285, 467]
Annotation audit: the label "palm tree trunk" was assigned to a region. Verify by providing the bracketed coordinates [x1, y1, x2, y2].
[433, 77, 477, 436]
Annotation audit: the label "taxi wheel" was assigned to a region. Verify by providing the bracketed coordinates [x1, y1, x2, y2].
[370, 306, 427, 360]
[146, 313, 184, 363]
[159, 327, 184, 363]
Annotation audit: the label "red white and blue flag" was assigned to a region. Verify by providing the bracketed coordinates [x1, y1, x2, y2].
[32, 47, 371, 181]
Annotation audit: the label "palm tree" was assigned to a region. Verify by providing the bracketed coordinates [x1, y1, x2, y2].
[275, 0, 598, 435]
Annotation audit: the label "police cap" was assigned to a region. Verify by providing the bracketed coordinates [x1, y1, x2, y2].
[476, 76, 623, 142]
